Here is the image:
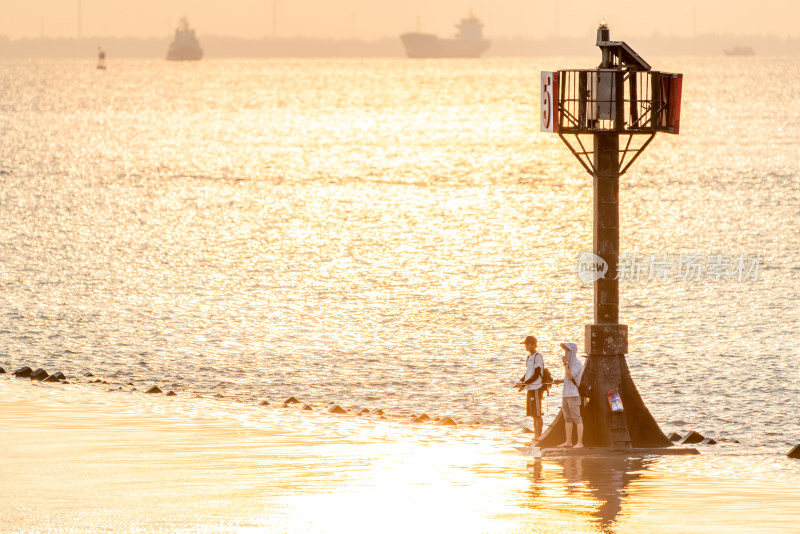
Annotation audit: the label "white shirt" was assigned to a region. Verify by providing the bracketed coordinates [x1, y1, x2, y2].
[524, 352, 543, 390]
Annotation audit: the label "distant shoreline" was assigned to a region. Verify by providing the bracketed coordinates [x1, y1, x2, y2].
[2, 34, 800, 58]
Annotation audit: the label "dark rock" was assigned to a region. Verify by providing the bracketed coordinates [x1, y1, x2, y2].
[284, 396, 300, 405]
[521, 427, 534, 434]
[678, 430, 705, 445]
[436, 417, 458, 426]
[787, 444, 800, 459]
[413, 414, 431, 423]
[166, 391, 177, 397]
[127, 382, 134, 386]
[259, 400, 270, 406]
[667, 432, 682, 441]
[83, 372, 94, 377]
[30, 368, 49, 381]
[92, 379, 102, 383]
[700, 437, 717, 445]
[0, 367, 5, 373]
[13, 366, 33, 378]
[62, 381, 69, 384]
[372, 409, 384, 416]
[43, 374, 61, 383]
[214, 393, 224, 398]
[51, 372, 66, 381]
[302, 404, 313, 411]
[145, 386, 162, 394]
[329, 405, 348, 414]
[358, 408, 370, 415]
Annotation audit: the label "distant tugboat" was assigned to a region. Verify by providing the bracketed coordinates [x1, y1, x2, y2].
[724, 46, 755, 56]
[400, 13, 491, 58]
[167, 17, 203, 61]
[96, 47, 107, 70]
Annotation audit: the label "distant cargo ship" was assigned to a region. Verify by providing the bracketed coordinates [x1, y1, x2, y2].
[724, 46, 754, 56]
[167, 17, 203, 61]
[400, 14, 490, 58]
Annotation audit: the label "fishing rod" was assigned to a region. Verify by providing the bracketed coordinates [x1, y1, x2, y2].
[469, 381, 556, 406]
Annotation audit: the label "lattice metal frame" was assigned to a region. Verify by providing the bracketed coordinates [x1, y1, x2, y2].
[556, 69, 681, 135]
[558, 132, 655, 177]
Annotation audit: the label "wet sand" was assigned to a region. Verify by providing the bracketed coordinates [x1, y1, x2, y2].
[2, 377, 798, 533]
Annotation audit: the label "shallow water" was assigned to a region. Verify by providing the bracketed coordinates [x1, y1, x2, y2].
[2, 377, 799, 533]
[0, 56, 799, 529]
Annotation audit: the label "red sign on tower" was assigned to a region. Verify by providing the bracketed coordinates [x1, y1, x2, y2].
[540, 72, 559, 133]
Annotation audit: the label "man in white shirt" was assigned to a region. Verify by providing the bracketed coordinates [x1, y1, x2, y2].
[517, 335, 544, 439]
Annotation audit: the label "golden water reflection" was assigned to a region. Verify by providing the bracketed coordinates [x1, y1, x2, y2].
[525, 456, 652, 533]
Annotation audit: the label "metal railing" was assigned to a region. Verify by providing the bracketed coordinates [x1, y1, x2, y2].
[556, 69, 679, 134]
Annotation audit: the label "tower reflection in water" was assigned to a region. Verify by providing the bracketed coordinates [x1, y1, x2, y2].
[525, 456, 655, 533]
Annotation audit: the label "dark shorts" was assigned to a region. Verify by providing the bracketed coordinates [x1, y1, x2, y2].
[526, 388, 543, 418]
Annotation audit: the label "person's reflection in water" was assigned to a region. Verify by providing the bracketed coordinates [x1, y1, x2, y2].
[524, 455, 656, 533]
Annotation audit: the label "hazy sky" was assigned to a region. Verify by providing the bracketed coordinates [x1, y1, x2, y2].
[4, 0, 798, 40]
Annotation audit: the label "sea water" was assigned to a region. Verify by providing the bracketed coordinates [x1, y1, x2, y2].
[0, 57, 798, 531]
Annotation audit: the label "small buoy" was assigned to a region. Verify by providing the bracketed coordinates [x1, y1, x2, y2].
[145, 386, 162, 394]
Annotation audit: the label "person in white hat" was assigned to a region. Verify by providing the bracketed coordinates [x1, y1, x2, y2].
[554, 342, 584, 448]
